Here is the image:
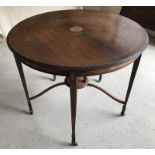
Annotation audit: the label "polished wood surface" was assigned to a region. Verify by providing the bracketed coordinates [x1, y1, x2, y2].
[7, 10, 149, 146]
[7, 10, 148, 74]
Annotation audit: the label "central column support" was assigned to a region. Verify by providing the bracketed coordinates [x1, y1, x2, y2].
[65, 76, 88, 89]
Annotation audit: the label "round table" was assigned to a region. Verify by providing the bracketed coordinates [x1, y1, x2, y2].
[7, 10, 149, 146]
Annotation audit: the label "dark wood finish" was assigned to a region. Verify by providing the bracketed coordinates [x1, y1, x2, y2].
[7, 10, 148, 74]
[65, 76, 88, 89]
[98, 75, 102, 82]
[7, 10, 149, 145]
[120, 6, 155, 31]
[121, 55, 142, 116]
[87, 55, 142, 116]
[88, 83, 124, 104]
[10, 54, 138, 77]
[69, 73, 78, 146]
[30, 82, 65, 101]
[14, 56, 33, 114]
[51, 75, 56, 81]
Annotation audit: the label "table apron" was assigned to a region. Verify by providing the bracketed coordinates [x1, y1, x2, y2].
[14, 53, 140, 76]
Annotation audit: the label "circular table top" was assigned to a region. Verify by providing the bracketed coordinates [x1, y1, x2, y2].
[7, 9, 148, 73]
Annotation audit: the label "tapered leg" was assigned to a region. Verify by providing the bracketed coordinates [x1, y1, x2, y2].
[98, 74, 102, 82]
[121, 55, 142, 116]
[14, 56, 33, 114]
[69, 73, 78, 146]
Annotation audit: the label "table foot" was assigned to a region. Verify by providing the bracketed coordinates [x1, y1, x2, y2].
[30, 110, 33, 115]
[98, 74, 102, 82]
[120, 112, 125, 116]
[29, 103, 34, 115]
[71, 141, 78, 146]
[120, 105, 126, 116]
[51, 75, 56, 81]
[71, 134, 78, 146]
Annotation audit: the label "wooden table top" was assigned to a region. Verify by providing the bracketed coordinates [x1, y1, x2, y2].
[7, 10, 148, 73]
